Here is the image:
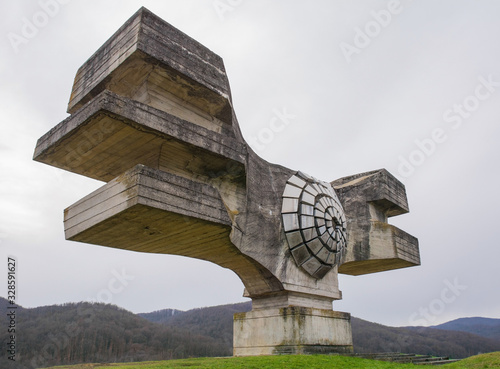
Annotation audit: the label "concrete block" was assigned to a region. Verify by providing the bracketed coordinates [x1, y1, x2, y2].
[34, 91, 245, 183]
[332, 169, 420, 275]
[234, 307, 353, 356]
[68, 7, 232, 126]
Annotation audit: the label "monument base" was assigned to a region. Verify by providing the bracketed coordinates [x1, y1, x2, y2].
[233, 306, 353, 356]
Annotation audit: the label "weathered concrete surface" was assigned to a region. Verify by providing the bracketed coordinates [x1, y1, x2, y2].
[33, 7, 420, 356]
[67, 7, 233, 125]
[234, 307, 353, 356]
[34, 90, 245, 183]
[65, 164, 283, 296]
[332, 169, 420, 275]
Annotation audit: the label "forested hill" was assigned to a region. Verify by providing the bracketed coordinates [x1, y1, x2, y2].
[1, 296, 499, 369]
[141, 301, 252, 347]
[145, 302, 500, 359]
[352, 317, 500, 359]
[0, 298, 229, 369]
[137, 308, 184, 324]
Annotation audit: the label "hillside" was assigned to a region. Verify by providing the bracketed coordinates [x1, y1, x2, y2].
[2, 296, 500, 368]
[353, 317, 500, 359]
[148, 301, 252, 347]
[137, 308, 184, 324]
[432, 317, 500, 340]
[0, 298, 229, 369]
[141, 302, 500, 359]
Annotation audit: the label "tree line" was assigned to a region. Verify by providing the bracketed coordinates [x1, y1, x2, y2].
[1, 297, 499, 368]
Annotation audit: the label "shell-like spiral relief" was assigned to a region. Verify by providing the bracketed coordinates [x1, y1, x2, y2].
[281, 171, 347, 279]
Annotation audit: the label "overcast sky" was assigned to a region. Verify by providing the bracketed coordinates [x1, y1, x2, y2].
[1, 0, 499, 328]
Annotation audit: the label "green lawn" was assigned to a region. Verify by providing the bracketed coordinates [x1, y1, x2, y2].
[45, 355, 416, 369]
[443, 352, 500, 368]
[45, 352, 500, 369]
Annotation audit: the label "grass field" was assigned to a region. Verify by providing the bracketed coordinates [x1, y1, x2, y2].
[46, 352, 500, 369]
[444, 352, 500, 368]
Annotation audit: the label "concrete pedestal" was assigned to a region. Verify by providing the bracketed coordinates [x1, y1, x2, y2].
[233, 307, 353, 356]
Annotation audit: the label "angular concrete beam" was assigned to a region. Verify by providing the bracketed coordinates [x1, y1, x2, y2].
[332, 169, 420, 275]
[64, 164, 232, 238]
[65, 164, 283, 296]
[68, 7, 233, 125]
[34, 91, 245, 183]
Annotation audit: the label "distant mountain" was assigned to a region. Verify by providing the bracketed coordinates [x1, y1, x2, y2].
[431, 317, 500, 340]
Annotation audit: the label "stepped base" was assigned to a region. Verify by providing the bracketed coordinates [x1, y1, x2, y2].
[233, 307, 353, 356]
[349, 353, 461, 365]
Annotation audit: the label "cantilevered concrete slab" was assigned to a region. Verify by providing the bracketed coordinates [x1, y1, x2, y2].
[34, 7, 420, 356]
[34, 90, 245, 183]
[67, 7, 233, 125]
[64, 164, 283, 296]
[333, 169, 420, 275]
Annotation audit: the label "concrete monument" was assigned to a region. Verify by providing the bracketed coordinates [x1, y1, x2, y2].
[33, 8, 420, 356]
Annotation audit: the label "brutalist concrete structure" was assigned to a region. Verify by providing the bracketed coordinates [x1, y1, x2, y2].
[33, 8, 420, 356]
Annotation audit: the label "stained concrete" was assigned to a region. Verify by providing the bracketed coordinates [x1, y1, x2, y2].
[234, 307, 353, 356]
[332, 169, 420, 275]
